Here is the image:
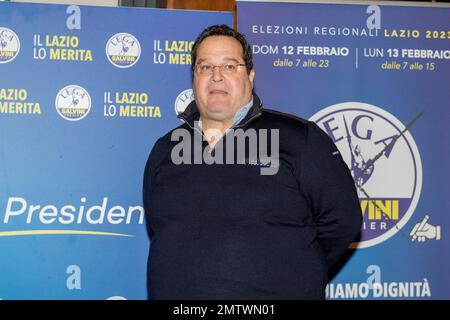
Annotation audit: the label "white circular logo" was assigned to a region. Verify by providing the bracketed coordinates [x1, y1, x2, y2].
[310, 102, 422, 249]
[55, 85, 91, 121]
[106, 33, 141, 68]
[106, 296, 127, 300]
[174, 89, 194, 117]
[0, 27, 20, 64]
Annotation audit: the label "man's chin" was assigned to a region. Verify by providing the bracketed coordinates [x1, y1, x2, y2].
[202, 106, 233, 122]
[205, 101, 230, 114]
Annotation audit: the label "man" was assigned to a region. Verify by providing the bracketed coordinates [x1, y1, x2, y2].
[143, 25, 362, 299]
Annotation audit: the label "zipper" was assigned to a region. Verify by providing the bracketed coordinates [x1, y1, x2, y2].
[178, 105, 263, 136]
[234, 110, 263, 129]
[177, 115, 205, 137]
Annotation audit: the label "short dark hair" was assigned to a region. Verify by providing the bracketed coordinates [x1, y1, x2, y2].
[191, 24, 253, 74]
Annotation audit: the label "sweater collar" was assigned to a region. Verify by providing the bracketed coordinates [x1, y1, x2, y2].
[178, 93, 263, 130]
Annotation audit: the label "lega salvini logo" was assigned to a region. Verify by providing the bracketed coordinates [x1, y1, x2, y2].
[174, 88, 194, 117]
[55, 85, 91, 121]
[0, 27, 20, 63]
[106, 32, 141, 68]
[310, 102, 422, 248]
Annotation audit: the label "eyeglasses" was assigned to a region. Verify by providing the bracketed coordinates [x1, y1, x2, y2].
[193, 63, 247, 76]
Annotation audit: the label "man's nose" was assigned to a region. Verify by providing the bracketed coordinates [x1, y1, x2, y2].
[212, 66, 224, 82]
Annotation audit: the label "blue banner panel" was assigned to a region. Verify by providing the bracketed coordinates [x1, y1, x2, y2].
[237, 0, 449, 299]
[0, 2, 232, 299]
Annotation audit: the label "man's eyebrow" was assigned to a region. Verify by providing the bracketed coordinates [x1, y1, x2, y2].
[196, 58, 207, 65]
[195, 57, 242, 65]
[224, 58, 242, 64]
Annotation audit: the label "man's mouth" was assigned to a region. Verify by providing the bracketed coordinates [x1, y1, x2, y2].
[209, 89, 228, 95]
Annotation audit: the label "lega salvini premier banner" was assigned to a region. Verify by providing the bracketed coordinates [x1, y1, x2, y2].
[237, 0, 449, 299]
[0, 1, 231, 299]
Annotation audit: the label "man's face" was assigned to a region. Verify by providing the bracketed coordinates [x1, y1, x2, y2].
[193, 36, 255, 125]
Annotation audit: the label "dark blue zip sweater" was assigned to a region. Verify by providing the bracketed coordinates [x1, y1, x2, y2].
[143, 94, 362, 300]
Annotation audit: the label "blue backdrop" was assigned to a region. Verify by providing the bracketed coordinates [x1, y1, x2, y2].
[237, 0, 449, 299]
[0, 1, 231, 300]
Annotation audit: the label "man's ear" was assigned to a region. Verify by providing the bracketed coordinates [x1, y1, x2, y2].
[249, 69, 255, 88]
